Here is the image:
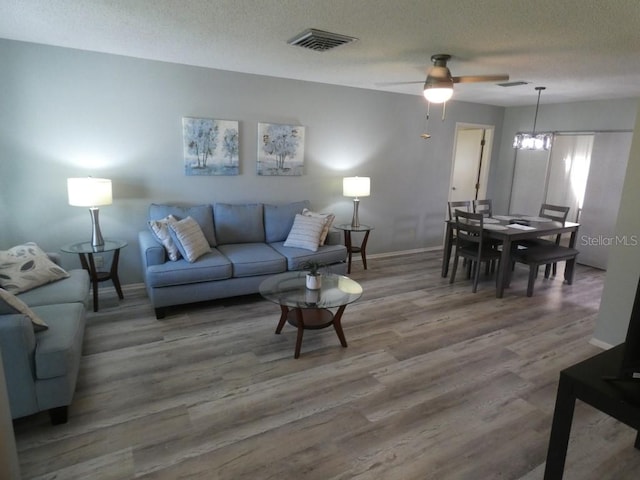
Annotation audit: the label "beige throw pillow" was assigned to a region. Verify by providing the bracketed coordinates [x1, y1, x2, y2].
[302, 208, 335, 245]
[283, 214, 326, 252]
[149, 214, 181, 261]
[0, 243, 69, 294]
[0, 287, 48, 331]
[168, 216, 211, 263]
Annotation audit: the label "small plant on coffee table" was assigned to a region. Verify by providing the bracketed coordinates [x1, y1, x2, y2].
[302, 261, 325, 289]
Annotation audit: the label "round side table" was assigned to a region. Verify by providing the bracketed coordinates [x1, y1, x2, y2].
[61, 239, 127, 312]
[334, 224, 373, 274]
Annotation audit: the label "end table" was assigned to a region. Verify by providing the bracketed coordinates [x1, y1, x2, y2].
[61, 239, 127, 312]
[335, 224, 373, 274]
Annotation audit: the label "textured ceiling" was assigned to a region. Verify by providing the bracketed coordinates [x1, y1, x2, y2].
[2, 0, 640, 106]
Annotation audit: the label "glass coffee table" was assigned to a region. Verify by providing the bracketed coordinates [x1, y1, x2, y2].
[259, 271, 363, 358]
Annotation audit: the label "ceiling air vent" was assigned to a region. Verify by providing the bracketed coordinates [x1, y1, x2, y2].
[287, 28, 357, 52]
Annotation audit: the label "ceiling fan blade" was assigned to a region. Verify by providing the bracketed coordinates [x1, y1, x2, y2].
[375, 80, 424, 86]
[452, 74, 509, 84]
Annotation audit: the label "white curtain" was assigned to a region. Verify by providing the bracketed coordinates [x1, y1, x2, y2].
[545, 134, 593, 222]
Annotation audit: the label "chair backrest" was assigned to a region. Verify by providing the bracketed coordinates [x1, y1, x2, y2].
[448, 200, 471, 220]
[454, 210, 485, 248]
[539, 204, 570, 223]
[539, 204, 570, 244]
[473, 199, 492, 217]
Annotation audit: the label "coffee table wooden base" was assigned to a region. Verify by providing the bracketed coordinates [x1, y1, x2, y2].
[275, 305, 348, 358]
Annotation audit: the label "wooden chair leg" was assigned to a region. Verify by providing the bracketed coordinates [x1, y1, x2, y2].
[472, 258, 481, 293]
[449, 254, 459, 284]
[527, 264, 537, 297]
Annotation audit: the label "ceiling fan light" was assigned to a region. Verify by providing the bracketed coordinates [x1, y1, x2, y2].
[423, 86, 453, 103]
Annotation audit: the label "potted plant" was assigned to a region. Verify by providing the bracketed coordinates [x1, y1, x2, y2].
[302, 261, 324, 290]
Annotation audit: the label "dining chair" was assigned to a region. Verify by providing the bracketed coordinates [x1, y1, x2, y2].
[447, 200, 471, 220]
[473, 199, 493, 217]
[449, 210, 502, 293]
[446, 201, 472, 272]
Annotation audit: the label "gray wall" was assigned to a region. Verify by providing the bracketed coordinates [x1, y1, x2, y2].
[490, 98, 638, 214]
[0, 39, 504, 284]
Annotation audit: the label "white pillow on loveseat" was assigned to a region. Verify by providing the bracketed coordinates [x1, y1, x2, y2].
[0, 243, 69, 294]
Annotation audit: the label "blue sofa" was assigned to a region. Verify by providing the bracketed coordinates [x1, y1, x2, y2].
[139, 201, 348, 319]
[0, 254, 89, 424]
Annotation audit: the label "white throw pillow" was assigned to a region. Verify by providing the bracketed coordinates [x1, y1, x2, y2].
[168, 216, 211, 263]
[148, 214, 181, 261]
[283, 214, 326, 252]
[0, 243, 69, 294]
[302, 208, 335, 245]
[0, 287, 48, 331]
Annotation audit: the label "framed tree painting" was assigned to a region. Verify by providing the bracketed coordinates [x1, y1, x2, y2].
[257, 122, 305, 176]
[183, 117, 239, 176]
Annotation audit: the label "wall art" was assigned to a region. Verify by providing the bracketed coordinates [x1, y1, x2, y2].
[257, 122, 305, 176]
[183, 117, 239, 176]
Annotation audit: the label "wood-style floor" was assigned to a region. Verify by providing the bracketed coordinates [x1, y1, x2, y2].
[12, 251, 640, 479]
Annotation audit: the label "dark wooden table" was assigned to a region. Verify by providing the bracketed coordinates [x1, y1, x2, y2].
[334, 224, 373, 274]
[61, 239, 127, 311]
[442, 216, 580, 298]
[544, 344, 640, 479]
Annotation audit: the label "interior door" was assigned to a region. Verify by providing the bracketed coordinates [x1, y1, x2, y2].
[449, 126, 492, 203]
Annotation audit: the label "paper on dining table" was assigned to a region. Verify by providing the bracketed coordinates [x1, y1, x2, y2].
[507, 223, 536, 230]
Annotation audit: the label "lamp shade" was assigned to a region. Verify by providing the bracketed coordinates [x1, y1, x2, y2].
[67, 178, 112, 207]
[343, 177, 370, 198]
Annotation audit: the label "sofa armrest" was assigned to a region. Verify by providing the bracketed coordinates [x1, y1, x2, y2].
[325, 229, 343, 246]
[139, 230, 166, 268]
[0, 315, 38, 417]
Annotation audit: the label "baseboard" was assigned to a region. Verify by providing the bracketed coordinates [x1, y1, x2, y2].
[354, 246, 441, 262]
[589, 337, 614, 350]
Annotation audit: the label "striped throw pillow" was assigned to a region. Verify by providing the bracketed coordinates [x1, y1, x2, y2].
[283, 214, 326, 252]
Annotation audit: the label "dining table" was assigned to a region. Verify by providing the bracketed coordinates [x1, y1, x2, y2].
[442, 214, 580, 298]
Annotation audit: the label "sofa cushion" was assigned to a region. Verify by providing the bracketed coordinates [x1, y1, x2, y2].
[0, 243, 70, 294]
[32, 303, 85, 380]
[169, 217, 211, 263]
[214, 203, 265, 244]
[145, 249, 232, 288]
[148, 214, 181, 261]
[270, 242, 348, 271]
[0, 288, 48, 331]
[302, 208, 335, 246]
[149, 204, 217, 247]
[264, 200, 310, 243]
[283, 214, 326, 252]
[217, 243, 286, 277]
[0, 269, 90, 315]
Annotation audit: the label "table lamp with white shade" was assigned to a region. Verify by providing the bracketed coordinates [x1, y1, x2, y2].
[67, 177, 112, 248]
[343, 176, 370, 228]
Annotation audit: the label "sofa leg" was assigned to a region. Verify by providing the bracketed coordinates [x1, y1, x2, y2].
[49, 406, 68, 425]
[155, 308, 166, 320]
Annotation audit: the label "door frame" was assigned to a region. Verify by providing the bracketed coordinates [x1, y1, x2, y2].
[448, 122, 495, 207]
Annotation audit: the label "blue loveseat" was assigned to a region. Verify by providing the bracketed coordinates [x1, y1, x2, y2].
[139, 201, 348, 319]
[0, 253, 89, 424]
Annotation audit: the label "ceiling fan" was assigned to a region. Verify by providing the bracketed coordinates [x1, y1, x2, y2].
[422, 54, 509, 103]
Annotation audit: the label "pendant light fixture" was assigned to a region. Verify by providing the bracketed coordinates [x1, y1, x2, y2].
[513, 86, 553, 150]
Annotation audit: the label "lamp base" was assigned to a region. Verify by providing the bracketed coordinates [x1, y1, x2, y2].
[89, 207, 105, 248]
[351, 198, 360, 228]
